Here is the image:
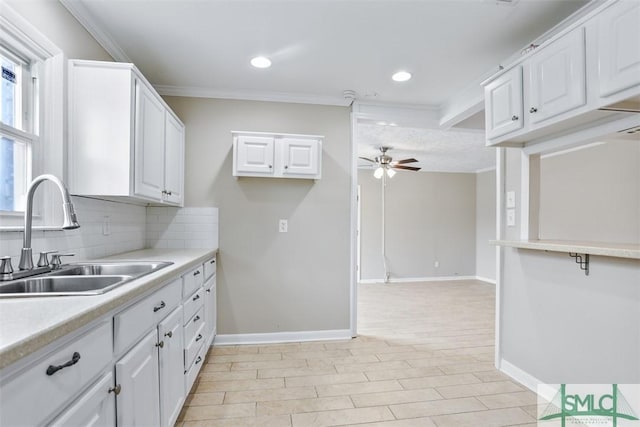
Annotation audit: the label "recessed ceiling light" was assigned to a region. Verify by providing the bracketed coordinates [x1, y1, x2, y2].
[376, 121, 387, 126]
[251, 56, 271, 68]
[392, 71, 412, 82]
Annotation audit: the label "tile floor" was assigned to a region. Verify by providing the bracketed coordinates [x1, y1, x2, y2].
[176, 280, 539, 426]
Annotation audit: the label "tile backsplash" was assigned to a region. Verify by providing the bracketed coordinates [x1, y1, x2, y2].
[146, 207, 218, 249]
[1, 198, 219, 267]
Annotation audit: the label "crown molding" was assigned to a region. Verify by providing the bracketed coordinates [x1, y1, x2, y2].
[60, 0, 131, 63]
[154, 84, 351, 106]
[476, 166, 497, 174]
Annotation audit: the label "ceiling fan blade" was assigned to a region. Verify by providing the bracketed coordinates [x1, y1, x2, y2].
[393, 165, 421, 171]
[392, 158, 419, 165]
[358, 157, 377, 163]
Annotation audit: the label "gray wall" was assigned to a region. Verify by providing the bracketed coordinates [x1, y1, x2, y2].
[358, 170, 476, 281]
[539, 140, 640, 244]
[500, 145, 640, 383]
[165, 97, 352, 335]
[476, 170, 496, 281]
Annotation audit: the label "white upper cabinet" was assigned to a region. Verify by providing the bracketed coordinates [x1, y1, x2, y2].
[282, 138, 320, 176]
[482, 0, 640, 147]
[68, 60, 185, 206]
[528, 28, 586, 124]
[597, 0, 640, 99]
[233, 132, 322, 179]
[234, 135, 275, 174]
[485, 66, 523, 139]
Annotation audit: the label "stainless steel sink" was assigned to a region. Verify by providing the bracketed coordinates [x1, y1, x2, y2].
[0, 261, 173, 297]
[50, 261, 173, 277]
[0, 275, 132, 296]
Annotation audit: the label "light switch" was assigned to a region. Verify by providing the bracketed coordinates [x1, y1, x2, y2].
[506, 209, 516, 227]
[279, 219, 288, 233]
[506, 191, 516, 208]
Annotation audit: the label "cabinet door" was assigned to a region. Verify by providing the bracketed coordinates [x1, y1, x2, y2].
[281, 138, 320, 177]
[234, 135, 275, 174]
[50, 371, 116, 427]
[528, 28, 586, 124]
[134, 80, 165, 201]
[115, 329, 160, 427]
[204, 276, 217, 343]
[164, 113, 185, 205]
[158, 306, 185, 427]
[598, 0, 640, 97]
[485, 66, 523, 140]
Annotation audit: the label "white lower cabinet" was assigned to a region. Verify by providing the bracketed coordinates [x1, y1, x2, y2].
[51, 371, 116, 427]
[159, 306, 186, 427]
[0, 256, 218, 426]
[116, 329, 161, 427]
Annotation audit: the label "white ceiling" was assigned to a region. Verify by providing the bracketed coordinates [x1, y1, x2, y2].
[62, 0, 588, 172]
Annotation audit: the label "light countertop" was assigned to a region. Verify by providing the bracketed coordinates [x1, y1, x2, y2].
[0, 248, 217, 370]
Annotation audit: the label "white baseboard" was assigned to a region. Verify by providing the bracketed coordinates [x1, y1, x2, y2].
[359, 275, 478, 284]
[214, 329, 352, 346]
[499, 358, 556, 402]
[475, 276, 497, 284]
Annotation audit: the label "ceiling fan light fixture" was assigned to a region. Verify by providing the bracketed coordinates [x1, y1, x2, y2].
[251, 56, 272, 68]
[374, 167, 384, 179]
[386, 168, 396, 178]
[392, 71, 412, 82]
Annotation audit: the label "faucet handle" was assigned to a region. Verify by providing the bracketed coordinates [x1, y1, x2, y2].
[37, 250, 58, 267]
[51, 253, 75, 269]
[1, 256, 14, 280]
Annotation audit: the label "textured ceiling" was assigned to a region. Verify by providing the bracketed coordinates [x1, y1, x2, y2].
[358, 124, 495, 173]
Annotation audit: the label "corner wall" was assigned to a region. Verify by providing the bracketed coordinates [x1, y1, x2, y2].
[164, 97, 352, 336]
[476, 170, 496, 282]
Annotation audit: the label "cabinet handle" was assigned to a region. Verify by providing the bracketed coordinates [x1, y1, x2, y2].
[268, 165, 272, 169]
[206, 289, 211, 293]
[196, 334, 203, 342]
[193, 294, 200, 301]
[166, 191, 172, 196]
[529, 107, 538, 113]
[195, 356, 202, 365]
[46, 352, 81, 376]
[193, 315, 201, 323]
[193, 270, 201, 277]
[284, 165, 288, 169]
[511, 115, 519, 121]
[108, 384, 122, 396]
[210, 260, 215, 264]
[156, 341, 164, 348]
[164, 331, 173, 338]
[153, 301, 166, 312]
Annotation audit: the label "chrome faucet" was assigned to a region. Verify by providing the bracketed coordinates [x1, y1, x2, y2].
[18, 174, 80, 270]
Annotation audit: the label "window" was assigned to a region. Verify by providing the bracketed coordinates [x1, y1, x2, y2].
[1, 46, 39, 213]
[0, 4, 64, 229]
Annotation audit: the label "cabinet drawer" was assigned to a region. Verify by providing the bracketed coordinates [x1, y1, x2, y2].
[184, 306, 205, 345]
[0, 320, 112, 427]
[185, 341, 207, 393]
[183, 287, 204, 323]
[183, 265, 204, 297]
[114, 278, 182, 354]
[203, 257, 216, 280]
[184, 322, 205, 370]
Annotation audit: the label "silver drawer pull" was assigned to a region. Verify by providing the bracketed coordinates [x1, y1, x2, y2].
[46, 352, 81, 376]
[193, 315, 201, 323]
[156, 341, 164, 348]
[192, 294, 200, 301]
[195, 356, 202, 365]
[196, 334, 203, 342]
[153, 301, 166, 312]
[108, 384, 121, 395]
[193, 270, 201, 276]
[164, 331, 173, 338]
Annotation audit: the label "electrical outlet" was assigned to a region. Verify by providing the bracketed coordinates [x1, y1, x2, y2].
[434, 261, 439, 268]
[279, 219, 288, 233]
[507, 209, 516, 226]
[506, 191, 516, 208]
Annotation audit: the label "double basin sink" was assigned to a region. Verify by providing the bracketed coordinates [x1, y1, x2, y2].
[0, 261, 173, 297]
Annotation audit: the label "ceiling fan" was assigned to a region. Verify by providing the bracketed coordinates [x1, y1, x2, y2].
[359, 146, 421, 179]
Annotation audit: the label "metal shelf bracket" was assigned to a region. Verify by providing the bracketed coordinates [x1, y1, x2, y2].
[569, 253, 589, 275]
